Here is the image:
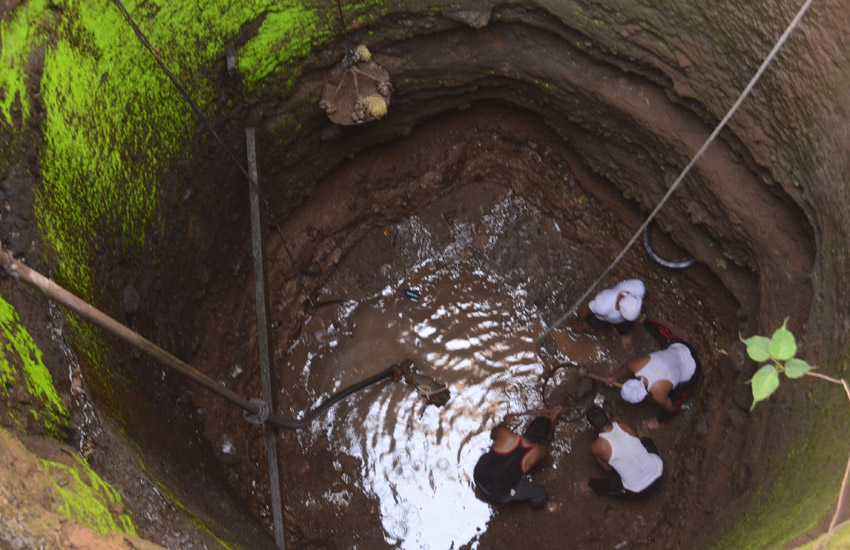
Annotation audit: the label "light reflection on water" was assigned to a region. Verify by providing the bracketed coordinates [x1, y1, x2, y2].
[296, 262, 549, 549]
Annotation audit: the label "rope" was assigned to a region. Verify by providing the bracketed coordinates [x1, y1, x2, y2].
[537, 0, 815, 344]
[110, 0, 315, 307]
[335, 0, 348, 41]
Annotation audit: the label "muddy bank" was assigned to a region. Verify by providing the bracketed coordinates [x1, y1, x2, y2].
[190, 105, 742, 549]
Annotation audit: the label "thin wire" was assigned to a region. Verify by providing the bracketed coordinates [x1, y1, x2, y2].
[335, 0, 348, 40]
[110, 0, 315, 307]
[537, 0, 815, 344]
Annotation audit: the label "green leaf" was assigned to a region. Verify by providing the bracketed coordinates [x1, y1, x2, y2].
[750, 364, 780, 410]
[784, 358, 813, 379]
[769, 318, 797, 361]
[741, 335, 771, 362]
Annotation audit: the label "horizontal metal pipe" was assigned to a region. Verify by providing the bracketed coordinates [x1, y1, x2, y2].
[0, 246, 262, 414]
[0, 246, 395, 430]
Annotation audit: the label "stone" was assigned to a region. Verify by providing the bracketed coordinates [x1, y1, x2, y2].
[733, 382, 752, 411]
[577, 377, 594, 399]
[217, 435, 241, 466]
[727, 407, 749, 433]
[320, 124, 343, 142]
[444, 9, 491, 29]
[122, 284, 140, 314]
[695, 417, 710, 438]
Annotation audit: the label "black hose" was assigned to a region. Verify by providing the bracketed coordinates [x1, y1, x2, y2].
[643, 221, 697, 269]
[267, 366, 395, 429]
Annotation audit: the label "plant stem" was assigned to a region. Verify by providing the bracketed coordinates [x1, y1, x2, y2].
[829, 452, 850, 530]
[812, 376, 850, 550]
[806, 370, 845, 387]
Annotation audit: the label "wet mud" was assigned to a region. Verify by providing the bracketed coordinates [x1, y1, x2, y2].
[190, 105, 746, 549]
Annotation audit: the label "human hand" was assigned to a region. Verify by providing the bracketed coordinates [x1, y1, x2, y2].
[604, 377, 617, 388]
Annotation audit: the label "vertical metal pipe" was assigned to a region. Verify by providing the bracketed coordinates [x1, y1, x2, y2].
[246, 127, 287, 549]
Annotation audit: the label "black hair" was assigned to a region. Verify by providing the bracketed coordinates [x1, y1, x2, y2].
[585, 406, 610, 431]
[524, 417, 552, 443]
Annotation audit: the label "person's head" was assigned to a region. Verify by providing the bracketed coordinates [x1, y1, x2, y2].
[524, 417, 553, 443]
[617, 291, 642, 321]
[621, 378, 649, 403]
[585, 406, 610, 431]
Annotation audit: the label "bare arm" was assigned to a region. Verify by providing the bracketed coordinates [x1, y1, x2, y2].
[604, 362, 633, 386]
[614, 419, 637, 437]
[546, 407, 564, 439]
[650, 382, 676, 412]
[658, 395, 676, 412]
[590, 438, 613, 471]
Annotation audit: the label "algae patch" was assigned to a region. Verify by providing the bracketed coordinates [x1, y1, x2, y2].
[0, 295, 70, 437]
[139, 458, 238, 550]
[0, 0, 50, 126]
[39, 452, 136, 536]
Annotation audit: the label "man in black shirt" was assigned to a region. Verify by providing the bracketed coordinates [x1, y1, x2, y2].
[473, 407, 564, 509]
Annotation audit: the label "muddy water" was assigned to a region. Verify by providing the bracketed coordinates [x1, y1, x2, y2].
[282, 260, 593, 549]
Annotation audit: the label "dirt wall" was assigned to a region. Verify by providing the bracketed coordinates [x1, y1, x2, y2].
[2, 1, 849, 549]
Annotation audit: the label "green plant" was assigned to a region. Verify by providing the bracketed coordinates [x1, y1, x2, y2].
[742, 318, 814, 410]
[742, 318, 850, 550]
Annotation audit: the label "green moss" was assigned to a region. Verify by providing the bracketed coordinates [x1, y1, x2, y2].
[138, 459, 239, 550]
[40, 453, 135, 536]
[64, 312, 129, 426]
[238, 4, 329, 87]
[29, 0, 391, 305]
[712, 382, 850, 550]
[238, 0, 388, 92]
[0, 0, 50, 126]
[36, 0, 194, 302]
[0, 296, 70, 437]
[794, 521, 850, 550]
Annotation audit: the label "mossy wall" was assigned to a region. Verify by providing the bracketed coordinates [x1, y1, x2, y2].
[0, 295, 70, 437]
[39, 452, 136, 536]
[2, 1, 849, 549]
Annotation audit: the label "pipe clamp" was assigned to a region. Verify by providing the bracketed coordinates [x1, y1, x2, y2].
[244, 398, 271, 425]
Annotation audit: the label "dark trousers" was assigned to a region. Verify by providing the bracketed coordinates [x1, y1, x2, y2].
[589, 438, 661, 498]
[479, 479, 548, 509]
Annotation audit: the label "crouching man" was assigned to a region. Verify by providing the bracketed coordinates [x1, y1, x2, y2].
[473, 407, 564, 510]
[585, 406, 663, 497]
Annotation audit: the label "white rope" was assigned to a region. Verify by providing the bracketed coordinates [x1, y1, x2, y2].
[538, 0, 816, 343]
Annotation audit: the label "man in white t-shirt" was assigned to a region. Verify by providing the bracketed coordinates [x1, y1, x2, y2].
[585, 406, 663, 497]
[577, 279, 646, 346]
[605, 318, 701, 424]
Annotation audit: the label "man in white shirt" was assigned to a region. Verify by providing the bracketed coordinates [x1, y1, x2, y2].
[577, 279, 646, 346]
[605, 318, 701, 424]
[585, 406, 663, 497]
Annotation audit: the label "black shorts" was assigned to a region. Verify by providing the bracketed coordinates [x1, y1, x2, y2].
[589, 438, 661, 498]
[477, 479, 548, 509]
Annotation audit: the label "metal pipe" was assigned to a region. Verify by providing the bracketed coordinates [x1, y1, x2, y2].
[246, 127, 286, 549]
[0, 246, 262, 414]
[0, 246, 396, 430]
